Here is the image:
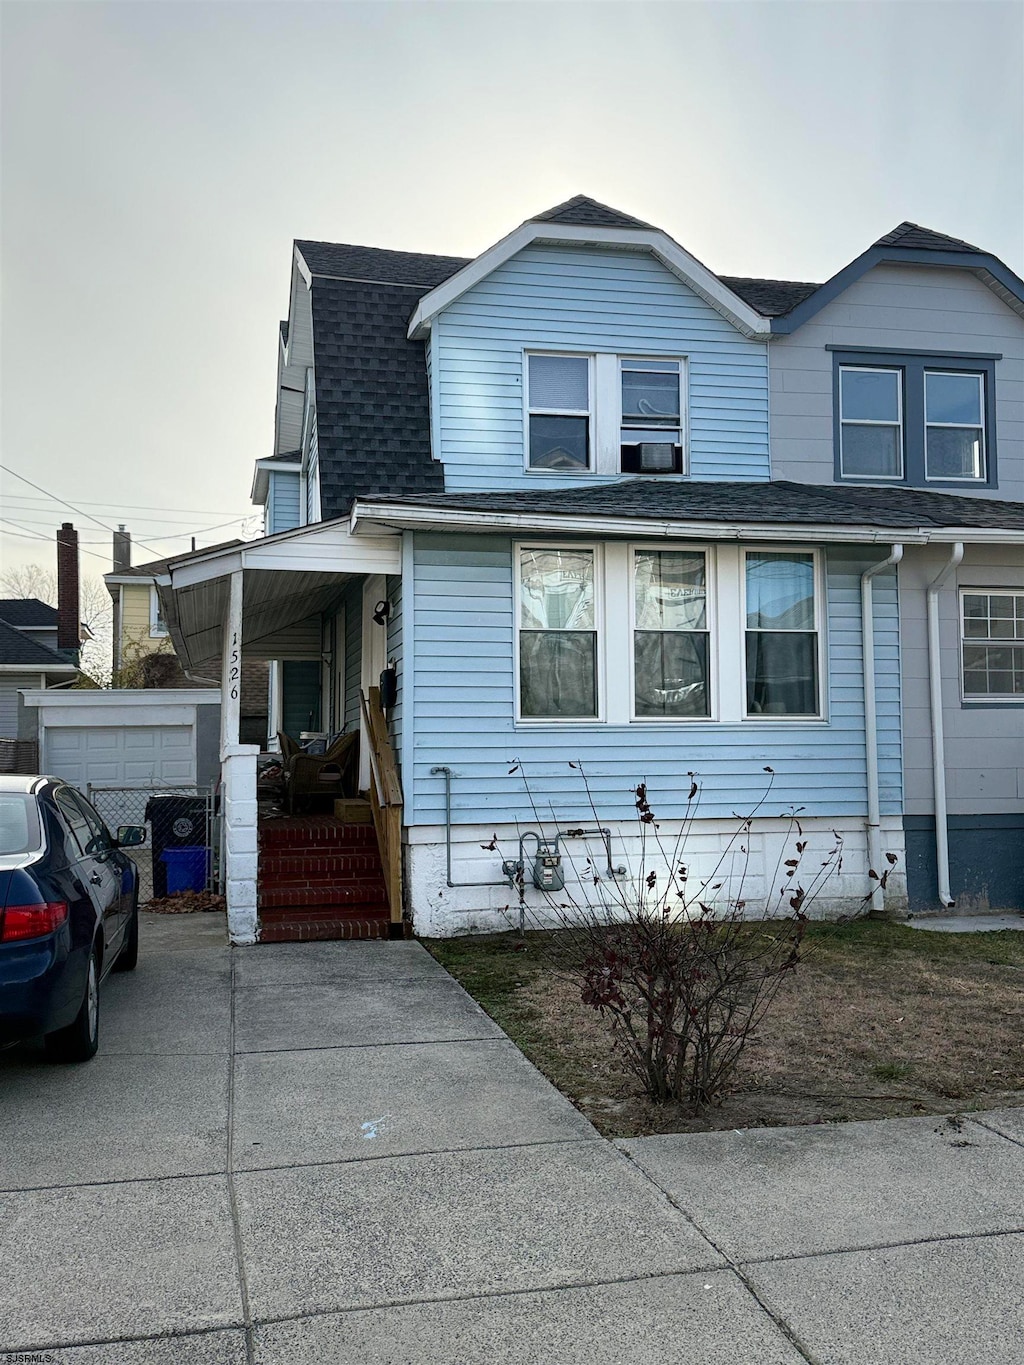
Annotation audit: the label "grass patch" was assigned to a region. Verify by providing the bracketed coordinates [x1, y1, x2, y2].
[424, 919, 1024, 1137]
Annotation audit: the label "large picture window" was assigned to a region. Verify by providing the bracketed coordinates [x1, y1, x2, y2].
[745, 551, 820, 717]
[518, 548, 598, 718]
[961, 591, 1024, 701]
[633, 550, 709, 717]
[527, 354, 591, 471]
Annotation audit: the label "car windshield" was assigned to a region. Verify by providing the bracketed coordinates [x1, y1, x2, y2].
[0, 793, 42, 856]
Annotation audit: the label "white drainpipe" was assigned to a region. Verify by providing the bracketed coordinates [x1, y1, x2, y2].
[926, 542, 964, 908]
[861, 544, 903, 915]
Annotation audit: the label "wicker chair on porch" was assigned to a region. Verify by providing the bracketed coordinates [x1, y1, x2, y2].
[279, 729, 359, 815]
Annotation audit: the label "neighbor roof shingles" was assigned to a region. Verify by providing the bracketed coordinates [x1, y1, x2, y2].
[0, 618, 73, 667]
[0, 599, 59, 629]
[873, 222, 984, 254]
[359, 479, 1024, 533]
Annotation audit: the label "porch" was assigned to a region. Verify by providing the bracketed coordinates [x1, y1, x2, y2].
[155, 519, 405, 944]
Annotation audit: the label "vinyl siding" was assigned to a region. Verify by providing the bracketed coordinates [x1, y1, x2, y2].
[267, 470, 302, 534]
[306, 421, 320, 524]
[434, 245, 770, 491]
[770, 264, 1024, 501]
[899, 544, 1024, 817]
[405, 533, 901, 828]
[0, 676, 40, 736]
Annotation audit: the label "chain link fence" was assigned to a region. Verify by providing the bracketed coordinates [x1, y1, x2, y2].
[87, 784, 218, 903]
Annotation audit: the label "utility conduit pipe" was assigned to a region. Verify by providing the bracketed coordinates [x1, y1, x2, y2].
[861, 544, 903, 915]
[926, 542, 964, 908]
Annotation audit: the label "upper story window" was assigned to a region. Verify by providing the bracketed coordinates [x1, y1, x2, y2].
[833, 351, 996, 489]
[525, 352, 687, 477]
[527, 354, 592, 471]
[961, 591, 1024, 702]
[839, 367, 903, 480]
[925, 372, 985, 481]
[621, 360, 684, 474]
[149, 586, 169, 638]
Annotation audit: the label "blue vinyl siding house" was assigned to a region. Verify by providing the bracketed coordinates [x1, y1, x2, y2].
[155, 196, 1023, 944]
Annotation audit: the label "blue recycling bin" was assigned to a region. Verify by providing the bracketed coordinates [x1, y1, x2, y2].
[161, 846, 209, 895]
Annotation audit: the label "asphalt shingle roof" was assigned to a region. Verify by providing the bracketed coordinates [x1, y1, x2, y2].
[361, 479, 1024, 533]
[0, 599, 59, 629]
[0, 618, 73, 668]
[873, 221, 983, 254]
[296, 241, 469, 287]
[530, 195, 655, 230]
[718, 276, 821, 317]
[310, 277, 446, 519]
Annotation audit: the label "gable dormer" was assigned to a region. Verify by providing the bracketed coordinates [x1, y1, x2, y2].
[409, 196, 774, 491]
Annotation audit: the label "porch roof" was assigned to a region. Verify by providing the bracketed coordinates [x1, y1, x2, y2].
[153, 519, 400, 669]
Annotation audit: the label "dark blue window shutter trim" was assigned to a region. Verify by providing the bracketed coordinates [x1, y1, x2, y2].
[831, 351, 998, 491]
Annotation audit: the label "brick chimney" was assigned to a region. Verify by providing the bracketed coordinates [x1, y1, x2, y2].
[56, 522, 80, 658]
[112, 524, 131, 573]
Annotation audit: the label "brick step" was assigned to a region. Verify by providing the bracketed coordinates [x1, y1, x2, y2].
[259, 901, 391, 921]
[259, 851, 383, 878]
[259, 819, 378, 850]
[258, 880, 388, 911]
[260, 915, 391, 943]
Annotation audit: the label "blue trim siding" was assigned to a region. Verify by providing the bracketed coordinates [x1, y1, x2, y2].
[434, 245, 769, 491]
[404, 534, 902, 828]
[904, 815, 1024, 912]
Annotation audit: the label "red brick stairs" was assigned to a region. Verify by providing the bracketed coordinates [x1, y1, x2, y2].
[257, 812, 392, 942]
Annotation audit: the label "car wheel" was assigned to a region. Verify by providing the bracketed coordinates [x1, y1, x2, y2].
[45, 948, 100, 1063]
[114, 891, 139, 972]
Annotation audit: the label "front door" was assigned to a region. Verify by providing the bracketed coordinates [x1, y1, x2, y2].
[281, 660, 322, 738]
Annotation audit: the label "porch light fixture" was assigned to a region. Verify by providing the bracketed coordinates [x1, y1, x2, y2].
[372, 599, 391, 626]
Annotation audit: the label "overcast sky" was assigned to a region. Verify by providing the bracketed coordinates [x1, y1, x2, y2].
[2, 0, 1021, 579]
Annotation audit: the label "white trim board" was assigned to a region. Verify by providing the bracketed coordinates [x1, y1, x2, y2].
[407, 222, 773, 342]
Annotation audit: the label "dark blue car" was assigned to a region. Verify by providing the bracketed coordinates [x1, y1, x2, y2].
[0, 775, 145, 1063]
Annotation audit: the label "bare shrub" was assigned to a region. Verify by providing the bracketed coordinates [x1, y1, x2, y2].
[500, 765, 887, 1113]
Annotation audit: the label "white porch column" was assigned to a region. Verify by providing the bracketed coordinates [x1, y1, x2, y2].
[219, 570, 259, 944]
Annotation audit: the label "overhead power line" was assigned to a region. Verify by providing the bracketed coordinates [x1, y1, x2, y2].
[4, 495, 252, 517]
[0, 464, 169, 559]
[0, 517, 115, 565]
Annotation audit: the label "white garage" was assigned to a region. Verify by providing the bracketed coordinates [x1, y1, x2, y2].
[19, 689, 221, 793]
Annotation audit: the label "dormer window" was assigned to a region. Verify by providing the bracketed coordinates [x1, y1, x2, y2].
[527, 354, 592, 471]
[838, 366, 904, 480]
[620, 359, 684, 474]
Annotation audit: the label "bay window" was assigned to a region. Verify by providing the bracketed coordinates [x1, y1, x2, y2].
[744, 551, 820, 717]
[518, 548, 599, 718]
[633, 550, 709, 717]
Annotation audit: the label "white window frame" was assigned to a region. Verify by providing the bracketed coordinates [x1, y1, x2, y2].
[149, 586, 169, 638]
[959, 588, 1024, 703]
[741, 547, 827, 723]
[524, 352, 595, 474]
[924, 370, 987, 483]
[838, 365, 904, 481]
[514, 543, 604, 724]
[619, 357, 688, 476]
[628, 543, 716, 722]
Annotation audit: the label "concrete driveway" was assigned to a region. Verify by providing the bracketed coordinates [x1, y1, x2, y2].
[1, 913, 1022, 1363]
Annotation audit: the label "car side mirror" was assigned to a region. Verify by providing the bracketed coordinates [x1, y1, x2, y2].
[117, 825, 147, 848]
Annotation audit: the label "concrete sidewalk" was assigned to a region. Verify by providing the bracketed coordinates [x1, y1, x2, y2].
[1, 914, 1021, 1362]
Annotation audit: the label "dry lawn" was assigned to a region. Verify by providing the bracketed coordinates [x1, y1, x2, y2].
[426, 919, 1024, 1137]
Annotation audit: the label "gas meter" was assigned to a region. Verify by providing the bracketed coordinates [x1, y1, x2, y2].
[532, 842, 564, 892]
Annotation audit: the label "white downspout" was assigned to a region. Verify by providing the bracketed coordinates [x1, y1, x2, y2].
[926, 542, 964, 909]
[861, 544, 903, 915]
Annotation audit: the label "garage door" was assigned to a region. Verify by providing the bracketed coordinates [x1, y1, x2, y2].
[44, 726, 195, 791]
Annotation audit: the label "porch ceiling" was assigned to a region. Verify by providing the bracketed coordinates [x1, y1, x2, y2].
[168, 569, 353, 668]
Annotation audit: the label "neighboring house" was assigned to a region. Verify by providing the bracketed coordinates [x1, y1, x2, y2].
[148, 195, 1022, 945]
[0, 600, 80, 758]
[104, 539, 270, 746]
